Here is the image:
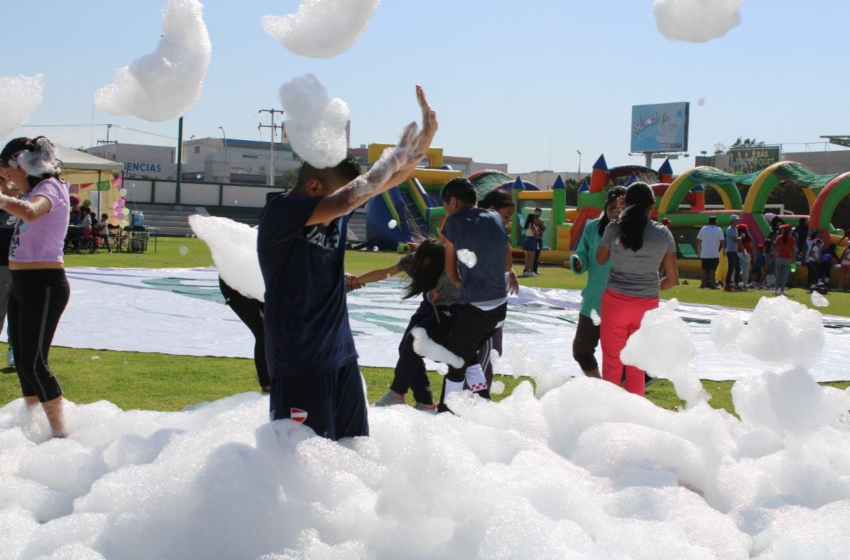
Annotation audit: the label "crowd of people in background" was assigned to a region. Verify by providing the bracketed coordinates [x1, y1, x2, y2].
[696, 213, 849, 295]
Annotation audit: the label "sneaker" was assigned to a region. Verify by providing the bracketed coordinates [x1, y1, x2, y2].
[774, 289, 780, 295]
[373, 390, 405, 407]
[522, 271, 535, 278]
[723, 286, 734, 292]
[6, 348, 13, 368]
[645, 374, 658, 388]
[414, 402, 437, 414]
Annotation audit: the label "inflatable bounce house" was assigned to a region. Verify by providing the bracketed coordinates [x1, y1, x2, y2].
[364, 144, 849, 280]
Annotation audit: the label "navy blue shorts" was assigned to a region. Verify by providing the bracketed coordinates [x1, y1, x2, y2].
[522, 237, 539, 251]
[269, 361, 369, 440]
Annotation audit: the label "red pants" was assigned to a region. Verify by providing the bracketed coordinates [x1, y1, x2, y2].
[600, 289, 659, 396]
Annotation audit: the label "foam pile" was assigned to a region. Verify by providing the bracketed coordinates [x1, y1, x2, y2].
[653, 0, 745, 43]
[0, 75, 44, 140]
[188, 215, 264, 301]
[279, 74, 350, 169]
[2, 295, 849, 558]
[94, 0, 212, 122]
[262, 0, 382, 59]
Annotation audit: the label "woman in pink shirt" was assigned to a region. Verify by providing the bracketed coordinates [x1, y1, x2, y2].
[0, 137, 71, 438]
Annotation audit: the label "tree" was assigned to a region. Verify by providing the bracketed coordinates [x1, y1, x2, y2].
[276, 166, 301, 190]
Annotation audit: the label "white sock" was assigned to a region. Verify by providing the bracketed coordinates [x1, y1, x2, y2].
[465, 364, 488, 393]
[444, 379, 464, 398]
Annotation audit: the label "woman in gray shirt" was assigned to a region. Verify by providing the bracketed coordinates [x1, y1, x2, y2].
[596, 182, 679, 396]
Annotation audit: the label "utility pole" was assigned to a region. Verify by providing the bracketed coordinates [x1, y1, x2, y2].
[259, 109, 284, 186]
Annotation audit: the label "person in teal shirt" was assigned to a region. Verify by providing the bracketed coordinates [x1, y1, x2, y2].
[568, 186, 625, 378]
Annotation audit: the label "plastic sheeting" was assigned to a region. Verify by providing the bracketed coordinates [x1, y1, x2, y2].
[9, 267, 849, 382]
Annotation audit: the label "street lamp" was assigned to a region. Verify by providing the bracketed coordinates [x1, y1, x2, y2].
[218, 126, 228, 183]
[577, 150, 582, 181]
[700, 150, 707, 167]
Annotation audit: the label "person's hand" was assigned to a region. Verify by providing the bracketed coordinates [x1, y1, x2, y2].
[344, 273, 361, 292]
[573, 257, 583, 273]
[370, 86, 439, 187]
[507, 270, 519, 295]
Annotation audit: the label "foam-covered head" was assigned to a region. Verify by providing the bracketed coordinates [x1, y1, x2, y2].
[279, 74, 350, 169]
[654, 0, 744, 43]
[94, 0, 211, 122]
[262, 0, 382, 58]
[0, 75, 44, 140]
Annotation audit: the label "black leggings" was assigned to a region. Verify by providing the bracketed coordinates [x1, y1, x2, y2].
[219, 278, 269, 389]
[8, 269, 70, 403]
[572, 313, 600, 372]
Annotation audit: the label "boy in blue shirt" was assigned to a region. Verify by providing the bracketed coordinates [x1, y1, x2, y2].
[258, 86, 437, 440]
[430, 178, 511, 412]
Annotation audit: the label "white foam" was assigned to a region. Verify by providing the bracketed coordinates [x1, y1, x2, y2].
[387, 219, 397, 229]
[590, 309, 601, 326]
[738, 297, 824, 370]
[410, 327, 463, 369]
[653, 0, 745, 43]
[456, 249, 477, 268]
[279, 74, 349, 169]
[0, 75, 44, 140]
[94, 0, 211, 122]
[179, 246, 190, 256]
[490, 380, 505, 395]
[188, 215, 264, 301]
[621, 299, 707, 405]
[710, 312, 745, 352]
[811, 291, 829, 308]
[262, 0, 381, 59]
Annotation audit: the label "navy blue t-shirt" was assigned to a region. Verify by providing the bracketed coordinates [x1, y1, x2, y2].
[442, 208, 508, 304]
[257, 192, 357, 376]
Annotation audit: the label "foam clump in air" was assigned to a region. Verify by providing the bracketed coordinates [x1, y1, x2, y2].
[279, 74, 349, 169]
[456, 249, 477, 268]
[653, 0, 745, 43]
[387, 219, 397, 229]
[262, 0, 381, 59]
[0, 75, 44, 139]
[188, 215, 263, 301]
[621, 299, 706, 404]
[94, 0, 212, 122]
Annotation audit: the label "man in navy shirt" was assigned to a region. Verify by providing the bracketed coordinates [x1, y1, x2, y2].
[257, 85, 437, 440]
[431, 178, 510, 412]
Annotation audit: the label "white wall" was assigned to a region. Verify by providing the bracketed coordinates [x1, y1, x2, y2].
[222, 185, 283, 207]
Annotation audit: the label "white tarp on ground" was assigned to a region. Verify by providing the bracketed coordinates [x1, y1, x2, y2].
[9, 267, 850, 382]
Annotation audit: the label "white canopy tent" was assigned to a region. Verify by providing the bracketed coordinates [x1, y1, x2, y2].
[56, 145, 124, 222]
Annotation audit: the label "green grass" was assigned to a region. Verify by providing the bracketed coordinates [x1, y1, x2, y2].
[2, 346, 847, 417]
[1, 244, 841, 415]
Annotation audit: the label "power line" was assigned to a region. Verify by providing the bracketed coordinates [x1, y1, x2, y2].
[23, 123, 176, 141]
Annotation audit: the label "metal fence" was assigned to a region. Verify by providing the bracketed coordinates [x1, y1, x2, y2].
[123, 179, 284, 208]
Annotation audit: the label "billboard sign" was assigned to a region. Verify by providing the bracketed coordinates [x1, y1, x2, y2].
[726, 146, 781, 175]
[630, 102, 690, 153]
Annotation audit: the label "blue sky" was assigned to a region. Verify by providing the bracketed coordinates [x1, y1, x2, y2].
[4, 0, 849, 174]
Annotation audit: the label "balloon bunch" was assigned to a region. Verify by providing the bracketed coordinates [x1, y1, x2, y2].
[112, 188, 130, 227]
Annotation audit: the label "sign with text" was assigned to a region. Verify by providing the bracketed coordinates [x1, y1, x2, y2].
[630, 102, 690, 153]
[726, 146, 781, 174]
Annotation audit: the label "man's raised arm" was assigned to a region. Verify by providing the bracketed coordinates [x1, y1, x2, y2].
[306, 86, 438, 227]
